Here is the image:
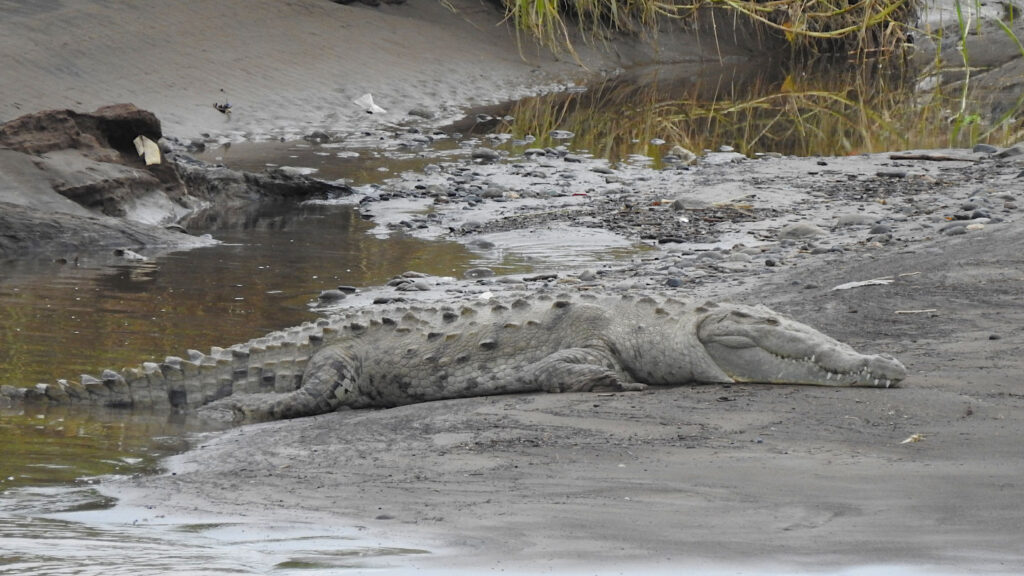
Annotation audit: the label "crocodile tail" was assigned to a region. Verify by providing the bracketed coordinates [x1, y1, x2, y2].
[1, 317, 337, 412]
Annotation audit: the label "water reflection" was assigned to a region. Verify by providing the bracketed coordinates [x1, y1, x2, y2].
[0, 204, 482, 388]
[0, 406, 212, 491]
[491, 57, 1024, 161]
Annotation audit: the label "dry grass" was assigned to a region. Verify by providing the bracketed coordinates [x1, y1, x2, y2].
[500, 0, 919, 57]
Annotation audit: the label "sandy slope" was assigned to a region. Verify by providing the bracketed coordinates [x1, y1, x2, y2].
[0, 0, 581, 142]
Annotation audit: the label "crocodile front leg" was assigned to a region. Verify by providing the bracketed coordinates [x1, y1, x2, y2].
[520, 347, 647, 393]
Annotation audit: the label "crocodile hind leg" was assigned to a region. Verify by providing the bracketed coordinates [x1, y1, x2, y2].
[518, 347, 647, 393]
[200, 346, 358, 422]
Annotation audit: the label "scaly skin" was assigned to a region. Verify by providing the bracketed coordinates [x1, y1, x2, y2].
[0, 292, 906, 421]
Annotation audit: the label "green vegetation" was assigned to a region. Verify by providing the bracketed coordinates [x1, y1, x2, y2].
[500, 0, 918, 57]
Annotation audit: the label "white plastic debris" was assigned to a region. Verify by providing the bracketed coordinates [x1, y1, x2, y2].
[354, 93, 387, 114]
[831, 277, 895, 291]
[132, 135, 161, 165]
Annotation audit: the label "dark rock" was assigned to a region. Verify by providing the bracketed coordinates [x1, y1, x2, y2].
[304, 131, 331, 144]
[877, 170, 908, 178]
[996, 144, 1023, 158]
[524, 273, 558, 282]
[0, 103, 162, 159]
[665, 277, 684, 287]
[318, 289, 347, 303]
[973, 143, 999, 154]
[471, 149, 501, 163]
[408, 108, 435, 120]
[941, 222, 969, 235]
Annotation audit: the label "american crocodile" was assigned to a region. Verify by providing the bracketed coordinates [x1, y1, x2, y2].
[0, 292, 906, 421]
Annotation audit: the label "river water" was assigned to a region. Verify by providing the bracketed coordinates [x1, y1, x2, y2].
[0, 138, 631, 573]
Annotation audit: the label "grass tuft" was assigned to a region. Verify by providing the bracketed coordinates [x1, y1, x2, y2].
[500, 0, 920, 57]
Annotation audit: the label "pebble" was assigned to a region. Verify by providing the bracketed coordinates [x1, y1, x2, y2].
[877, 170, 908, 178]
[318, 289, 346, 303]
[671, 197, 712, 211]
[836, 214, 878, 227]
[549, 130, 575, 140]
[665, 277, 684, 287]
[471, 149, 501, 163]
[941, 222, 968, 235]
[869, 223, 891, 235]
[407, 108, 435, 120]
[778, 222, 826, 239]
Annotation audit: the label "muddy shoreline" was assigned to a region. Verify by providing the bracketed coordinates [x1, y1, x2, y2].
[93, 145, 1024, 574]
[2, 0, 1024, 574]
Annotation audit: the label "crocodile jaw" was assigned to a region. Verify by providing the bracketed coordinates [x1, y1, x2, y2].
[697, 306, 907, 387]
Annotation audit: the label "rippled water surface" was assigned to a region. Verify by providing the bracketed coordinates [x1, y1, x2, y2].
[0, 484, 428, 575]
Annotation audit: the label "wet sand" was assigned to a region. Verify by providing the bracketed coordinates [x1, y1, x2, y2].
[3, 1, 1024, 574]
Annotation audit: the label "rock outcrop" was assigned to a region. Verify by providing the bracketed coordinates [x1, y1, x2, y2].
[0, 105, 351, 259]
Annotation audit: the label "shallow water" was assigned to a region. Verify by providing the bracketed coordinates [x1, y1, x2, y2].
[0, 484, 428, 575]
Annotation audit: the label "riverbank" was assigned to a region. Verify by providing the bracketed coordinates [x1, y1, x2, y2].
[98, 145, 1024, 574]
[3, 1, 1024, 574]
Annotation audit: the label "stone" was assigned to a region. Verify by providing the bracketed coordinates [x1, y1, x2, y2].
[671, 197, 712, 211]
[836, 214, 879, 227]
[778, 223, 827, 239]
[471, 149, 501, 163]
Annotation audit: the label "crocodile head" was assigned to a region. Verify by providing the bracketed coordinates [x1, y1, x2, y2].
[696, 304, 906, 387]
